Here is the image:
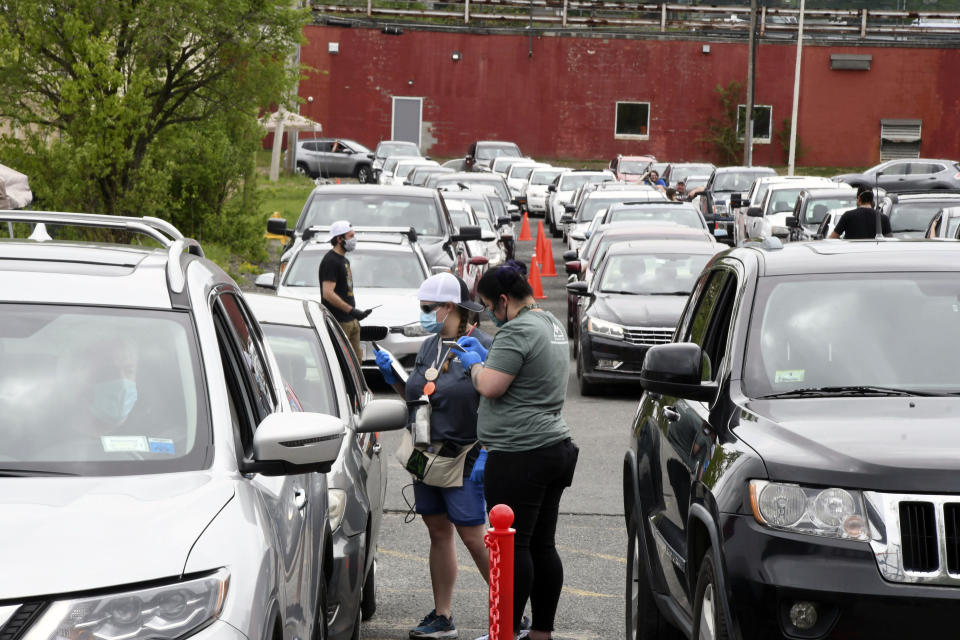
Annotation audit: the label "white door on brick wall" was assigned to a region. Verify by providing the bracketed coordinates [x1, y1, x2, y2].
[392, 97, 422, 149]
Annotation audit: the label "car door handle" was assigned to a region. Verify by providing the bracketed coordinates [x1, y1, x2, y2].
[663, 406, 681, 422]
[294, 488, 308, 511]
[372, 442, 382, 456]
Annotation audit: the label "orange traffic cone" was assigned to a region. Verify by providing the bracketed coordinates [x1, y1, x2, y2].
[540, 232, 557, 277]
[535, 221, 549, 267]
[518, 212, 533, 241]
[529, 256, 547, 299]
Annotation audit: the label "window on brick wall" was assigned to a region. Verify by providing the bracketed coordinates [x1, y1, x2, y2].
[736, 105, 772, 144]
[615, 102, 650, 139]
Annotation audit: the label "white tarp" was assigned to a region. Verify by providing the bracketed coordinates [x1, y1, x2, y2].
[259, 108, 323, 182]
[0, 164, 33, 209]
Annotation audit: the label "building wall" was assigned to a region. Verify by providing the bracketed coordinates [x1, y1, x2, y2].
[295, 25, 960, 167]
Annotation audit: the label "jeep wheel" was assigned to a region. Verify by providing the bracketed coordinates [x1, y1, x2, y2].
[296, 162, 311, 177]
[692, 549, 730, 640]
[356, 165, 372, 184]
[626, 512, 681, 640]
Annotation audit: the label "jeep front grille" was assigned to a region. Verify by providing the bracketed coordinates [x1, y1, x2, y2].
[622, 327, 674, 346]
[899, 502, 938, 572]
[865, 492, 960, 585]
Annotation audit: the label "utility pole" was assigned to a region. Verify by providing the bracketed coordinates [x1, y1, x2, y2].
[787, 0, 806, 176]
[744, 0, 758, 166]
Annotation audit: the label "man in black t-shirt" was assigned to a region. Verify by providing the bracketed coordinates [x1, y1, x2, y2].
[830, 189, 892, 240]
[319, 220, 371, 359]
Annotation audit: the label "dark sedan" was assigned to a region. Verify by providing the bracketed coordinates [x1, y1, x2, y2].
[567, 240, 722, 395]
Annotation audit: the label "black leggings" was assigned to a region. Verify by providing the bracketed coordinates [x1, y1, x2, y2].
[484, 438, 579, 633]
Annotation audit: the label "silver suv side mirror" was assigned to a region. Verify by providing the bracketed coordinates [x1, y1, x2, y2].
[253, 412, 345, 474]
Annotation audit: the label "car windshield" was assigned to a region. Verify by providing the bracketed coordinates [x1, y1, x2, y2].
[670, 164, 714, 183]
[607, 206, 704, 229]
[485, 196, 507, 222]
[745, 275, 960, 397]
[287, 246, 426, 289]
[260, 324, 338, 416]
[378, 142, 419, 158]
[591, 232, 701, 269]
[396, 161, 430, 179]
[764, 188, 808, 214]
[714, 170, 772, 192]
[460, 197, 493, 222]
[559, 174, 612, 191]
[0, 305, 208, 476]
[300, 194, 442, 237]
[619, 161, 650, 174]
[383, 157, 414, 173]
[530, 170, 563, 185]
[599, 254, 711, 295]
[578, 198, 633, 223]
[476, 143, 521, 161]
[889, 203, 948, 233]
[449, 209, 473, 229]
[684, 176, 709, 190]
[510, 165, 538, 180]
[435, 177, 509, 202]
[803, 196, 857, 224]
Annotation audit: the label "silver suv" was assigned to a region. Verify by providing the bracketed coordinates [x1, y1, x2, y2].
[289, 138, 375, 183]
[0, 211, 404, 640]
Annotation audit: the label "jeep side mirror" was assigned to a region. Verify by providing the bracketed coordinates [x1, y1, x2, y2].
[547, 185, 556, 192]
[566, 279, 589, 293]
[747, 207, 763, 218]
[786, 216, 800, 228]
[356, 398, 409, 434]
[497, 216, 513, 227]
[564, 203, 576, 214]
[639, 343, 718, 403]
[359, 325, 389, 341]
[730, 194, 744, 209]
[562, 250, 578, 261]
[565, 261, 583, 275]
[560, 213, 574, 224]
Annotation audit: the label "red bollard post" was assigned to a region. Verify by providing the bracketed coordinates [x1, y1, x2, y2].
[485, 504, 515, 640]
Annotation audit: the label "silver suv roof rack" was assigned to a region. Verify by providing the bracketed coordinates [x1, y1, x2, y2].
[0, 210, 205, 294]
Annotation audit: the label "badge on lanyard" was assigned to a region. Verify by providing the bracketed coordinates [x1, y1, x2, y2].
[424, 381, 436, 396]
[425, 367, 439, 382]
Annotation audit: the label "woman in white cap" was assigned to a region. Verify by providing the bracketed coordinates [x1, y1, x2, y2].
[375, 272, 492, 640]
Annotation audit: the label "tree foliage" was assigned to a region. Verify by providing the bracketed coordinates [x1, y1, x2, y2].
[698, 81, 744, 166]
[0, 0, 308, 254]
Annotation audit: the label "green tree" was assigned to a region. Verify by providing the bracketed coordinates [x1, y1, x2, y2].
[698, 81, 744, 166]
[0, 0, 307, 253]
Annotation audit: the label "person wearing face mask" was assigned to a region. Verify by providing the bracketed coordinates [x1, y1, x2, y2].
[453, 260, 578, 640]
[375, 272, 493, 640]
[319, 219, 372, 360]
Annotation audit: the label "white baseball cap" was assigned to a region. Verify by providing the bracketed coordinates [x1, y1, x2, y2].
[327, 220, 353, 241]
[417, 272, 484, 313]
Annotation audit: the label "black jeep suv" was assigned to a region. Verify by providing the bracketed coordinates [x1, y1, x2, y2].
[624, 238, 960, 639]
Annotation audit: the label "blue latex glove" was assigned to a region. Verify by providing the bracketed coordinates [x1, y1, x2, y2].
[470, 449, 487, 483]
[375, 348, 398, 385]
[457, 336, 488, 360]
[454, 348, 483, 370]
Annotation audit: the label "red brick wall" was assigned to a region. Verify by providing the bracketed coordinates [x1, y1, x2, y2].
[292, 24, 960, 168]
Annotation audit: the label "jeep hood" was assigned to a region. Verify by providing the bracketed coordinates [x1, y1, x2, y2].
[0, 473, 234, 599]
[736, 397, 960, 492]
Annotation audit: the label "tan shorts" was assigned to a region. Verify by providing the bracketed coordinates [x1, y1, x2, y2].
[339, 319, 362, 361]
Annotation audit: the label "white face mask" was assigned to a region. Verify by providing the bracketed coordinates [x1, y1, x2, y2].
[344, 236, 357, 252]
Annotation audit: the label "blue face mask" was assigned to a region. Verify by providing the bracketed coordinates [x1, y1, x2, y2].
[92, 378, 138, 425]
[487, 298, 507, 327]
[419, 308, 447, 334]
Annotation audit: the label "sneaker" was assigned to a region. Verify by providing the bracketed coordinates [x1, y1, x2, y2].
[410, 610, 458, 639]
[519, 617, 531, 631]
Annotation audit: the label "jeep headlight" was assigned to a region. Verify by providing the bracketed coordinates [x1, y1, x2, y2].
[749, 480, 869, 541]
[402, 323, 431, 337]
[714, 202, 729, 215]
[587, 317, 624, 341]
[25, 570, 229, 640]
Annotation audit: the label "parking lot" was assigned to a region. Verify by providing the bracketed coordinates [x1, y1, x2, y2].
[365, 225, 635, 640]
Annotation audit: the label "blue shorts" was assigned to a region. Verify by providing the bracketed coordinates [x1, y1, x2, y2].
[413, 475, 487, 526]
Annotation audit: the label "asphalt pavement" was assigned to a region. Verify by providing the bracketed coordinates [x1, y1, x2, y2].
[364, 219, 642, 640]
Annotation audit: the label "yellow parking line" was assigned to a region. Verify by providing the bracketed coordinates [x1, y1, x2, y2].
[562, 586, 618, 599]
[379, 548, 475, 573]
[556, 545, 627, 564]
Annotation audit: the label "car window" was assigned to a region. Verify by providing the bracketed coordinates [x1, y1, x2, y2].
[530, 170, 562, 185]
[889, 203, 945, 233]
[882, 162, 909, 176]
[744, 274, 960, 397]
[260, 324, 338, 416]
[301, 142, 318, 152]
[326, 318, 366, 413]
[217, 293, 277, 422]
[300, 194, 442, 237]
[683, 270, 735, 382]
[910, 163, 944, 174]
[0, 304, 209, 475]
[286, 246, 426, 289]
[606, 206, 705, 229]
[599, 253, 712, 295]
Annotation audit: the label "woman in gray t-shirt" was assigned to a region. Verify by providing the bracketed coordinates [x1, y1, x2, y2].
[455, 261, 579, 640]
